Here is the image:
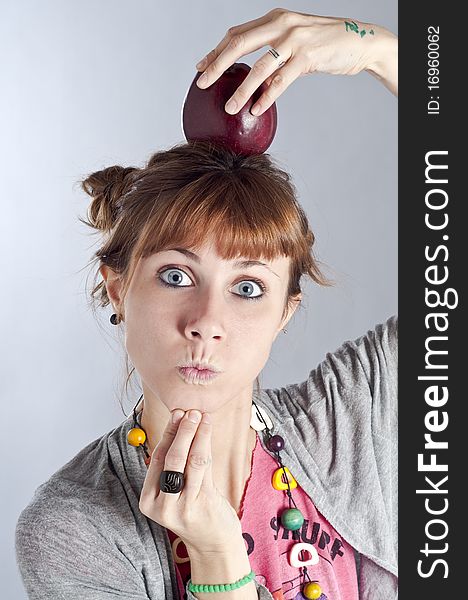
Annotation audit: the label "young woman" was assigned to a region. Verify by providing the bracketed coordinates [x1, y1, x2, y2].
[15, 9, 398, 600]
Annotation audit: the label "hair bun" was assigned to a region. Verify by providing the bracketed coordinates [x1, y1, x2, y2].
[81, 165, 138, 232]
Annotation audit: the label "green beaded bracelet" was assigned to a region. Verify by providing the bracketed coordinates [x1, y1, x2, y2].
[188, 569, 256, 593]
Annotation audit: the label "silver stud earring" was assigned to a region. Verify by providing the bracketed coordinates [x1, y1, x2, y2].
[283, 328, 288, 334]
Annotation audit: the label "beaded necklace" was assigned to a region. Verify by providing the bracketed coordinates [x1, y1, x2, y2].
[127, 393, 324, 599]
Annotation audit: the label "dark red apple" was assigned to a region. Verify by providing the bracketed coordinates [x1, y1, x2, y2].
[181, 63, 277, 156]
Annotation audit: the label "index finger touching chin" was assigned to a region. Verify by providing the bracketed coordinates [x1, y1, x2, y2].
[181, 413, 213, 500]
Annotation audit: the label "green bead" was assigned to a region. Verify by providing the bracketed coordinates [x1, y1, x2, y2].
[281, 507, 304, 531]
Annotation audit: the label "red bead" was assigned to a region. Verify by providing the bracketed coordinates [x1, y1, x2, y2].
[267, 435, 284, 452]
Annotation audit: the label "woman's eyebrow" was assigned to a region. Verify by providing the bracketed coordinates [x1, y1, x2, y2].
[162, 247, 280, 278]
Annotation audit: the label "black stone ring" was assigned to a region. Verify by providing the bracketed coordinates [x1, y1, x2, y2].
[159, 470, 185, 493]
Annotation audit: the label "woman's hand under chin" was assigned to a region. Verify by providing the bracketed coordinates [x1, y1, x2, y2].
[138, 409, 243, 555]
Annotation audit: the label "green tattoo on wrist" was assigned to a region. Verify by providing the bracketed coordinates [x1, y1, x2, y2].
[344, 21, 376, 38]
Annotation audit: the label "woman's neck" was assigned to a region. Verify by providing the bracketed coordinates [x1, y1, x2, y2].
[139, 386, 257, 511]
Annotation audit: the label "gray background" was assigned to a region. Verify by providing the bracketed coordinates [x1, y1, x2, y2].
[1, 0, 397, 596]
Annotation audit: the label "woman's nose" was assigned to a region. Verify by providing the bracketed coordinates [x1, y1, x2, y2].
[183, 290, 226, 341]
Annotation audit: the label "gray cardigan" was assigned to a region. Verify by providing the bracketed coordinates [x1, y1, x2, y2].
[15, 315, 398, 599]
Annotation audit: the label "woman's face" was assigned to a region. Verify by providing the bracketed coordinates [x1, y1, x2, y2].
[104, 237, 300, 413]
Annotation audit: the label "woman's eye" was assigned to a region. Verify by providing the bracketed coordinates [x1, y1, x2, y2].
[233, 280, 265, 301]
[158, 268, 192, 287]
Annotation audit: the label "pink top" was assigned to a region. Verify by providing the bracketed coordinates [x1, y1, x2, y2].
[168, 431, 359, 600]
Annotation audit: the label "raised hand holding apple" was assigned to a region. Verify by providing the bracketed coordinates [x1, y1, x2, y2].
[192, 7, 398, 117]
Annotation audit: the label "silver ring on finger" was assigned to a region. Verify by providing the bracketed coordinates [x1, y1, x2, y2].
[268, 46, 286, 68]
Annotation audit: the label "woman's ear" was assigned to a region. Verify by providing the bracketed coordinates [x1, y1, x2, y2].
[99, 265, 124, 314]
[276, 293, 302, 337]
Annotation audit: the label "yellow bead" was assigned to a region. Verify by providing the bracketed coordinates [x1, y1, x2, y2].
[303, 581, 322, 599]
[272, 466, 297, 491]
[127, 427, 146, 447]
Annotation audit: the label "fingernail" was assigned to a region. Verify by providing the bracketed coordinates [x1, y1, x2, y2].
[250, 103, 261, 116]
[172, 409, 185, 424]
[188, 410, 201, 423]
[197, 72, 208, 88]
[225, 98, 237, 114]
[196, 57, 207, 70]
[202, 412, 211, 424]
